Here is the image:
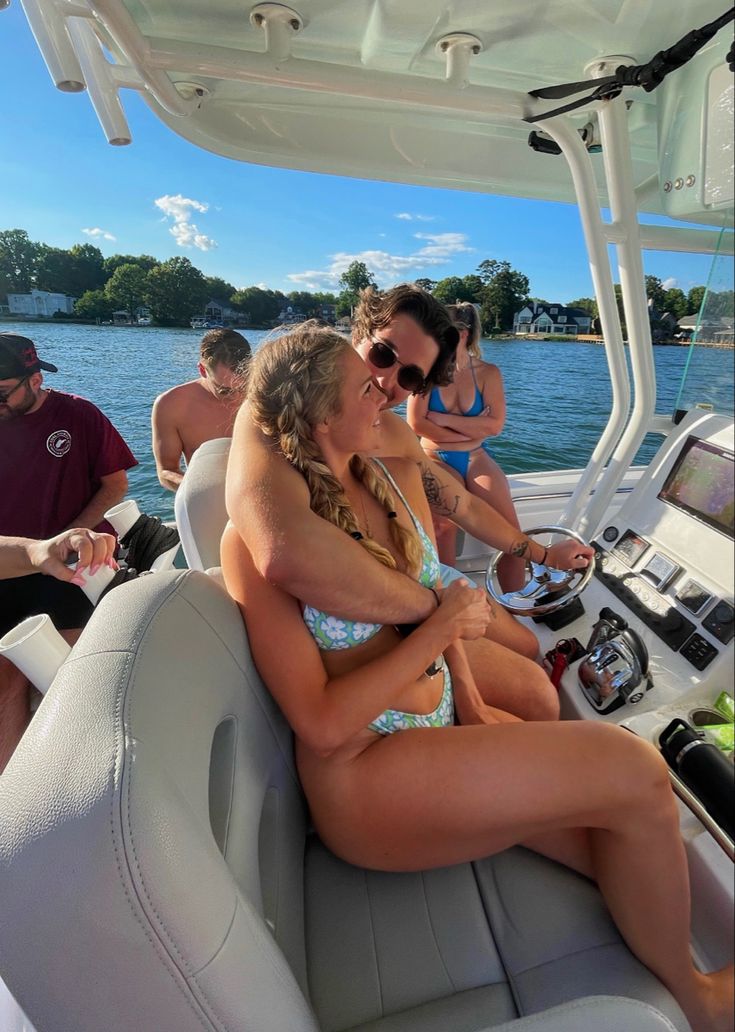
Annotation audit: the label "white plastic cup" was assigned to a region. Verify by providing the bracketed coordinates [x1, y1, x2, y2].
[73, 561, 117, 604]
[104, 498, 141, 538]
[0, 614, 71, 694]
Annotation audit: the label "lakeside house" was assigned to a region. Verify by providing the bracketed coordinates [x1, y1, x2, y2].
[278, 303, 336, 325]
[676, 313, 734, 346]
[513, 302, 592, 336]
[7, 289, 76, 318]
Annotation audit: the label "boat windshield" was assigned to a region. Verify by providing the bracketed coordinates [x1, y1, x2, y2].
[674, 229, 734, 419]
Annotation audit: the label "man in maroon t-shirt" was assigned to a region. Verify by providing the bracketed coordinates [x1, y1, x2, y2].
[0, 332, 137, 772]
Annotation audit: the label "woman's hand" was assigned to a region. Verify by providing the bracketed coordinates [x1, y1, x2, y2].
[432, 580, 492, 641]
[547, 539, 595, 571]
[27, 529, 118, 584]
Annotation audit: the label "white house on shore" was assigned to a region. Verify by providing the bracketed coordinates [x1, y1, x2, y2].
[7, 289, 77, 318]
[513, 302, 593, 336]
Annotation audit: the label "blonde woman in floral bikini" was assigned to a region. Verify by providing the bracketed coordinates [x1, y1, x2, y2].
[222, 323, 733, 1032]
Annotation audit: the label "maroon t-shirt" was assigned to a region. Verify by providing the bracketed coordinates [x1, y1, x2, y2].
[0, 389, 137, 539]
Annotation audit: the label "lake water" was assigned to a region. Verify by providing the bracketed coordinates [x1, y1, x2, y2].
[3, 320, 732, 522]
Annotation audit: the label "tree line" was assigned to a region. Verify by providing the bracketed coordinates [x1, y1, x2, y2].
[1, 228, 711, 331]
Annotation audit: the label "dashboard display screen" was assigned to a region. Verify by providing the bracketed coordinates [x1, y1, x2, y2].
[659, 437, 734, 539]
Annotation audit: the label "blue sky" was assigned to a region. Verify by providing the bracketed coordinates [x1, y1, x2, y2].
[1, 4, 715, 301]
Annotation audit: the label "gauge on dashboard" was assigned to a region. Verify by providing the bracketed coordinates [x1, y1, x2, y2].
[611, 529, 649, 568]
[602, 526, 619, 542]
[639, 552, 681, 593]
[676, 579, 714, 617]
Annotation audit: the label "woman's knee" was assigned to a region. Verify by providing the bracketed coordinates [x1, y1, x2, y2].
[592, 724, 673, 812]
[523, 661, 560, 721]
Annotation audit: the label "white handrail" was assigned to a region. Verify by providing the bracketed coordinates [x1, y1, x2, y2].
[542, 116, 631, 533]
[578, 73, 658, 541]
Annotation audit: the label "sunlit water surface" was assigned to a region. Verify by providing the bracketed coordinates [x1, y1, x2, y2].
[3, 321, 731, 522]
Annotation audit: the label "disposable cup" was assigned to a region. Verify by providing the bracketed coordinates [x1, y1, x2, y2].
[105, 499, 141, 538]
[0, 614, 71, 694]
[74, 561, 117, 604]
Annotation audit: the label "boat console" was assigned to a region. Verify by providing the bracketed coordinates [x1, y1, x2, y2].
[543, 410, 733, 723]
[528, 410, 734, 970]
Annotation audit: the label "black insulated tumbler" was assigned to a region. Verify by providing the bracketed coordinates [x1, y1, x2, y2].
[659, 718, 735, 841]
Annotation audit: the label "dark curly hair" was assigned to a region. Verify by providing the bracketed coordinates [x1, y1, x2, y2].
[352, 284, 458, 392]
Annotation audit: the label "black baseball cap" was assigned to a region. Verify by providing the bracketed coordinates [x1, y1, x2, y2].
[0, 333, 58, 378]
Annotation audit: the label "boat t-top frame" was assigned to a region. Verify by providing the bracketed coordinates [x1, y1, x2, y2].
[14, 0, 735, 540]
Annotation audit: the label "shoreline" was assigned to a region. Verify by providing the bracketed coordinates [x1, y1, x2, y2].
[3, 316, 732, 348]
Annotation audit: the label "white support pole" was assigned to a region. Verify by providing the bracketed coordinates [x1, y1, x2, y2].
[67, 17, 131, 145]
[541, 116, 631, 533]
[86, 0, 197, 116]
[578, 70, 658, 540]
[20, 0, 85, 92]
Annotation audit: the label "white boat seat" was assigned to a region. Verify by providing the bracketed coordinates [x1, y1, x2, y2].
[174, 437, 231, 571]
[0, 571, 689, 1032]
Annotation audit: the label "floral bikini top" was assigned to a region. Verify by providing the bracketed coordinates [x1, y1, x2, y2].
[302, 460, 441, 650]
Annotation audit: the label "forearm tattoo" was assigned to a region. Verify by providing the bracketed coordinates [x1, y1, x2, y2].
[509, 538, 531, 558]
[420, 463, 460, 517]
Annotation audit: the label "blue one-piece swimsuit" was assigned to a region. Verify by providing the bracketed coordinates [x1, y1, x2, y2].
[303, 460, 454, 736]
[427, 362, 484, 480]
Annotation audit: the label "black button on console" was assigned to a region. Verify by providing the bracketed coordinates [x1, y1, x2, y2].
[702, 601, 734, 645]
[679, 633, 719, 671]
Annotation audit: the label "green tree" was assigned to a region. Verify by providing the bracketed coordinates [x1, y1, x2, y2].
[287, 290, 321, 315]
[476, 259, 501, 285]
[145, 257, 208, 326]
[311, 291, 338, 307]
[567, 297, 598, 317]
[35, 246, 72, 294]
[479, 262, 530, 332]
[74, 289, 115, 322]
[104, 263, 150, 322]
[432, 276, 467, 305]
[230, 286, 284, 326]
[104, 253, 159, 278]
[34, 242, 105, 298]
[0, 229, 40, 293]
[336, 261, 377, 317]
[687, 285, 706, 316]
[204, 275, 237, 302]
[663, 287, 688, 320]
[645, 275, 667, 312]
[67, 243, 106, 295]
[414, 278, 437, 293]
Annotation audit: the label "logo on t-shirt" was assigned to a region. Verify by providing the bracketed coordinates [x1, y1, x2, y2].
[47, 430, 72, 457]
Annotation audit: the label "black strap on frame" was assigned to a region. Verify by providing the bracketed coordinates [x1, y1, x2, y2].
[525, 7, 735, 124]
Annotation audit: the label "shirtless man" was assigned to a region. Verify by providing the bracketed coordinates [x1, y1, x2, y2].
[152, 328, 251, 492]
[226, 285, 593, 721]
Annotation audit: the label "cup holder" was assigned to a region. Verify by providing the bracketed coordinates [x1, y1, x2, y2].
[689, 707, 730, 727]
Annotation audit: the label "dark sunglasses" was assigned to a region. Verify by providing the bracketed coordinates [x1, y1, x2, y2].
[0, 375, 29, 404]
[367, 339, 427, 395]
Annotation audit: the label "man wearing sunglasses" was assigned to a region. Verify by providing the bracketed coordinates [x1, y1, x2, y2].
[0, 331, 137, 772]
[227, 284, 592, 721]
[152, 327, 251, 492]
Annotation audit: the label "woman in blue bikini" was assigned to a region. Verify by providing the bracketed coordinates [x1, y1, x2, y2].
[221, 323, 732, 1032]
[407, 302, 524, 590]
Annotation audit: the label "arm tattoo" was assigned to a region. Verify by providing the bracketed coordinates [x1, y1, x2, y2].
[509, 538, 531, 558]
[420, 463, 460, 517]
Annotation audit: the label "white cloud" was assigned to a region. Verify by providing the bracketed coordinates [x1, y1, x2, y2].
[255, 282, 269, 290]
[286, 232, 472, 290]
[395, 212, 435, 222]
[82, 227, 116, 242]
[662, 277, 678, 290]
[154, 194, 217, 251]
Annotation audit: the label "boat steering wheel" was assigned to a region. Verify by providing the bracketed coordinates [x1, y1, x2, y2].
[485, 525, 595, 616]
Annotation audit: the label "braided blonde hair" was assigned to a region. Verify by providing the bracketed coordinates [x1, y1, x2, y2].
[248, 322, 423, 577]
